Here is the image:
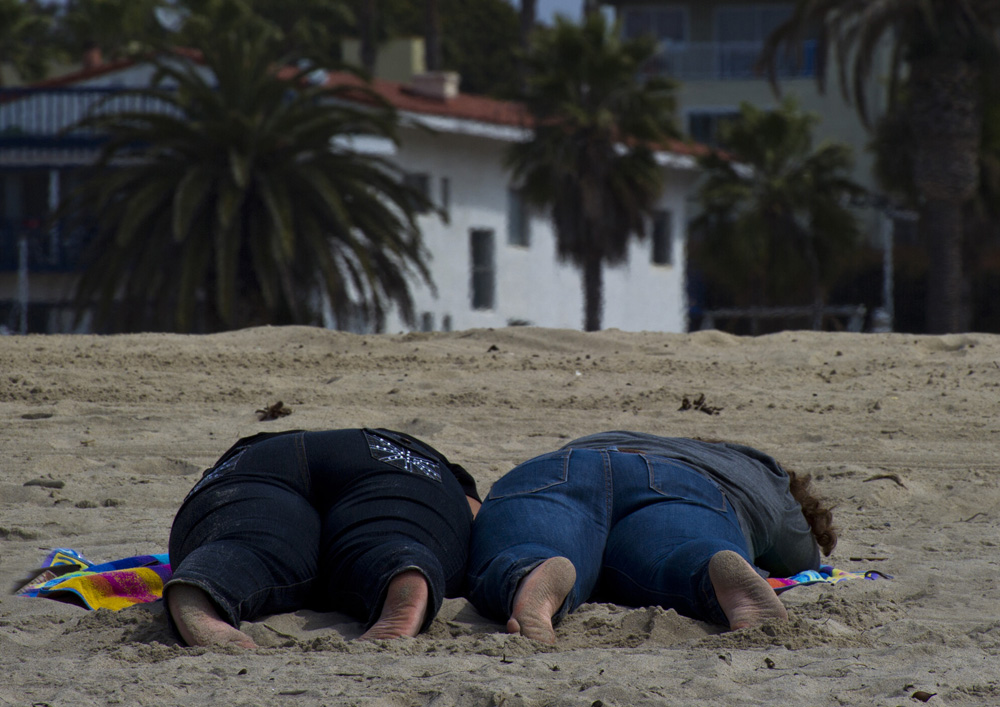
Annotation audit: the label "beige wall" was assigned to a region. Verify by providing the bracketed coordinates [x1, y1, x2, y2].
[341, 37, 426, 83]
[615, 1, 892, 240]
[679, 78, 877, 189]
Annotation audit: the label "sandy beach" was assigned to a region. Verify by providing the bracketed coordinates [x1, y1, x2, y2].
[1, 326, 998, 706]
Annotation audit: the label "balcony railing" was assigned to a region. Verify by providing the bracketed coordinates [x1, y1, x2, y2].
[0, 220, 94, 273]
[643, 39, 818, 82]
[0, 87, 179, 149]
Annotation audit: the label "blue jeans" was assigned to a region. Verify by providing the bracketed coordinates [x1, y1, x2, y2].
[167, 429, 473, 632]
[466, 448, 753, 626]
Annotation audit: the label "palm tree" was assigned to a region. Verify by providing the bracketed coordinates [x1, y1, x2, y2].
[0, 0, 53, 86]
[515, 0, 537, 93]
[424, 0, 441, 71]
[508, 12, 679, 331]
[760, 0, 1000, 333]
[519, 0, 537, 48]
[64, 22, 432, 333]
[690, 98, 865, 329]
[56, 0, 169, 62]
[356, 0, 379, 74]
[342, 0, 520, 97]
[158, 1, 353, 71]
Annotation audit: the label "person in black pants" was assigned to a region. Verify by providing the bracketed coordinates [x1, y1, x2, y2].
[165, 428, 480, 648]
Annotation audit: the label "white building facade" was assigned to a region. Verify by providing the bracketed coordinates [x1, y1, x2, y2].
[383, 108, 698, 333]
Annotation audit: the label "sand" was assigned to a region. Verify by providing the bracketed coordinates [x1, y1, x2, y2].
[1, 326, 998, 706]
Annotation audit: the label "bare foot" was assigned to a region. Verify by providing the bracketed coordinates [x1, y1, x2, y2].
[166, 584, 256, 649]
[359, 570, 429, 640]
[708, 550, 788, 631]
[507, 557, 576, 644]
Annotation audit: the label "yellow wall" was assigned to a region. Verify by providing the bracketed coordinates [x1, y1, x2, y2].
[341, 37, 426, 83]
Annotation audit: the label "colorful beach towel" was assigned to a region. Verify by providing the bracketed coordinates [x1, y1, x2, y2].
[14, 550, 886, 611]
[768, 564, 891, 593]
[13, 548, 172, 610]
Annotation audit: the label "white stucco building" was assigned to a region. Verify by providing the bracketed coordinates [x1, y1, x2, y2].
[0, 58, 701, 334]
[374, 74, 700, 333]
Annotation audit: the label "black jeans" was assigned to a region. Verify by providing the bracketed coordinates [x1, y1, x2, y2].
[166, 429, 474, 631]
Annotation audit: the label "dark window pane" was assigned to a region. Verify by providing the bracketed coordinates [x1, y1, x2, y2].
[651, 210, 672, 265]
[403, 172, 432, 214]
[470, 228, 495, 310]
[507, 188, 530, 247]
[440, 176, 450, 217]
[687, 111, 741, 148]
[623, 8, 685, 41]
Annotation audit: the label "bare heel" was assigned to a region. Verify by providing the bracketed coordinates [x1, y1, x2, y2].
[358, 570, 429, 640]
[708, 551, 787, 631]
[167, 584, 256, 649]
[509, 557, 576, 644]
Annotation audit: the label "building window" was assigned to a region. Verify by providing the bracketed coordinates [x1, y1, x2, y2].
[621, 6, 686, 43]
[442, 314, 453, 332]
[716, 6, 793, 43]
[420, 312, 434, 332]
[470, 228, 495, 310]
[687, 109, 741, 148]
[403, 172, 432, 214]
[507, 187, 530, 247]
[651, 210, 672, 266]
[440, 176, 451, 219]
[715, 5, 817, 79]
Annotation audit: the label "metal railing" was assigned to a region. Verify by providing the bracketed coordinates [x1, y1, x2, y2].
[0, 220, 93, 272]
[643, 39, 818, 82]
[0, 87, 179, 145]
[699, 304, 867, 334]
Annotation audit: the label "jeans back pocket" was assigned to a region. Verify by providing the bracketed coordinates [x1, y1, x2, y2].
[645, 456, 728, 512]
[486, 449, 571, 500]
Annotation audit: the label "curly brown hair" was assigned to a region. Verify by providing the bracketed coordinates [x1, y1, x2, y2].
[786, 469, 838, 556]
[692, 437, 839, 555]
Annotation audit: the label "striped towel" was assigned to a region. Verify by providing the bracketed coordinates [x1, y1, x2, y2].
[14, 551, 886, 609]
[768, 564, 891, 593]
[13, 548, 172, 610]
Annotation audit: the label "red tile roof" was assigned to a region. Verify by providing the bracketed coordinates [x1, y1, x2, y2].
[24, 56, 139, 88]
[362, 74, 531, 127]
[322, 71, 703, 156]
[27, 54, 704, 156]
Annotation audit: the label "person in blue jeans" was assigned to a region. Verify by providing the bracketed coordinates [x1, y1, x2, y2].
[165, 428, 480, 648]
[466, 431, 837, 644]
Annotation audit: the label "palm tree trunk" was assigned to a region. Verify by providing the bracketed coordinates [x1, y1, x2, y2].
[520, 0, 537, 48]
[923, 199, 966, 333]
[358, 0, 378, 75]
[582, 253, 603, 331]
[425, 0, 442, 72]
[803, 233, 824, 330]
[909, 56, 980, 334]
[518, 0, 537, 92]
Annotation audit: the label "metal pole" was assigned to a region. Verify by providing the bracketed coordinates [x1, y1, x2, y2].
[49, 169, 60, 264]
[881, 211, 894, 331]
[18, 233, 28, 335]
